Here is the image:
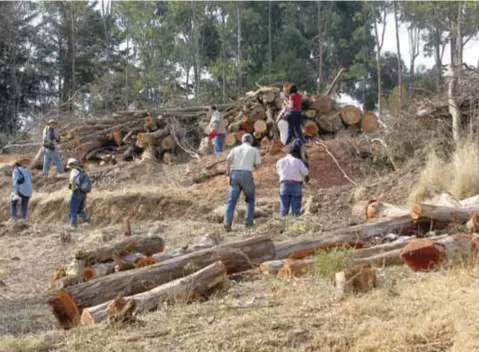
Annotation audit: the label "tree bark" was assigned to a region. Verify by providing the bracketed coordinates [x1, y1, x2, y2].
[411, 203, 479, 223]
[317, 1, 323, 93]
[80, 261, 228, 325]
[393, 1, 402, 110]
[236, 1, 242, 93]
[49, 236, 274, 328]
[274, 216, 440, 260]
[74, 236, 164, 266]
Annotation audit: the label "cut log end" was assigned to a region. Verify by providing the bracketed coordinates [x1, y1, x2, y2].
[361, 112, 379, 133]
[48, 290, 81, 329]
[254, 119, 267, 133]
[303, 121, 319, 137]
[135, 257, 158, 268]
[410, 203, 422, 220]
[83, 267, 95, 282]
[340, 106, 362, 125]
[225, 133, 237, 147]
[467, 214, 479, 232]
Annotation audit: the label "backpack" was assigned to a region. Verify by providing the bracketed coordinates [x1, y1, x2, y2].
[16, 167, 25, 185]
[77, 171, 92, 193]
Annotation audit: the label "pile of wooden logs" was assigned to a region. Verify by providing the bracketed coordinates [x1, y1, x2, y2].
[2, 69, 380, 169]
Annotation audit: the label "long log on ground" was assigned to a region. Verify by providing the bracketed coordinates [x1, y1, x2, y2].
[75, 236, 164, 266]
[151, 234, 222, 263]
[274, 216, 443, 260]
[365, 200, 409, 220]
[411, 203, 479, 223]
[49, 236, 274, 328]
[80, 261, 228, 325]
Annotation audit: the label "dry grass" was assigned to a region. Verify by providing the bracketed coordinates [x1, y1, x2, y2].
[409, 138, 479, 203]
[0, 334, 58, 352]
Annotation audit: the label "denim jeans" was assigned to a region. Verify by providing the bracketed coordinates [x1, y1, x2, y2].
[11, 194, 30, 219]
[279, 182, 303, 217]
[224, 170, 255, 226]
[43, 148, 65, 175]
[285, 110, 305, 145]
[214, 134, 226, 153]
[70, 190, 90, 226]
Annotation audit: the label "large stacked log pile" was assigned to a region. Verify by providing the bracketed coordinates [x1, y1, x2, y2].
[2, 69, 379, 170]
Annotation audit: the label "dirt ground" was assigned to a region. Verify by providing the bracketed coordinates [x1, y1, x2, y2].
[0, 138, 465, 352]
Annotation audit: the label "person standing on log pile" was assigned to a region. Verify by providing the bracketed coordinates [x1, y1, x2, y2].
[224, 133, 262, 232]
[277, 85, 306, 145]
[276, 139, 309, 217]
[10, 159, 32, 221]
[208, 106, 227, 153]
[42, 120, 65, 176]
[67, 158, 91, 228]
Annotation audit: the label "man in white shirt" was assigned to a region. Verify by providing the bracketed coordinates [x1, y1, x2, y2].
[276, 139, 309, 217]
[208, 106, 227, 153]
[224, 133, 262, 231]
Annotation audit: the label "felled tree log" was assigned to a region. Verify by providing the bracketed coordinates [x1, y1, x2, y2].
[401, 234, 479, 272]
[49, 236, 274, 328]
[80, 261, 228, 325]
[303, 120, 319, 137]
[312, 95, 334, 114]
[52, 275, 81, 290]
[259, 260, 288, 276]
[410, 203, 479, 223]
[151, 234, 222, 263]
[317, 112, 343, 133]
[340, 106, 362, 125]
[278, 259, 315, 278]
[365, 200, 409, 220]
[361, 112, 379, 133]
[274, 216, 440, 260]
[75, 236, 164, 266]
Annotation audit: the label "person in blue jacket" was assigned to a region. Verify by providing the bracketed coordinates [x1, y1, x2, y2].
[10, 159, 33, 220]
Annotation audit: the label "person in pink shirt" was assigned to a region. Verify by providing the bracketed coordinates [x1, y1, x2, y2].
[276, 139, 309, 216]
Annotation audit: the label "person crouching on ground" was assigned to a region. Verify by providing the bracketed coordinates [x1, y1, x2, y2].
[208, 105, 227, 153]
[42, 119, 65, 176]
[224, 133, 262, 232]
[10, 159, 33, 220]
[276, 139, 309, 217]
[67, 158, 91, 228]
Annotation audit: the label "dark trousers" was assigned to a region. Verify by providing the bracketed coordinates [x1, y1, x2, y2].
[69, 190, 90, 226]
[285, 110, 305, 144]
[10, 194, 30, 219]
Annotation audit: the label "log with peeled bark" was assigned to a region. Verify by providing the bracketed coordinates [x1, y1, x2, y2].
[340, 106, 362, 125]
[49, 236, 274, 328]
[361, 112, 379, 133]
[317, 112, 343, 133]
[411, 203, 479, 224]
[74, 236, 164, 266]
[274, 216, 442, 260]
[151, 234, 222, 263]
[80, 261, 228, 326]
[365, 200, 409, 220]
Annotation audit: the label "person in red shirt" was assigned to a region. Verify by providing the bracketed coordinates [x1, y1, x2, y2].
[278, 84, 306, 145]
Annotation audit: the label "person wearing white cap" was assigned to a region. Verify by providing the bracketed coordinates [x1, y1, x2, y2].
[67, 158, 91, 228]
[42, 119, 65, 176]
[223, 133, 262, 231]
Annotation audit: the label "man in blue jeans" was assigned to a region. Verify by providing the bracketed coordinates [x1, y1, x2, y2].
[10, 159, 33, 220]
[42, 120, 65, 176]
[208, 106, 226, 153]
[224, 133, 262, 231]
[276, 139, 309, 217]
[67, 158, 90, 228]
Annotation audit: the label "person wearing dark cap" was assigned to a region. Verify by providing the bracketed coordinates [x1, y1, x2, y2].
[224, 133, 262, 231]
[10, 159, 33, 220]
[276, 139, 309, 217]
[277, 84, 306, 145]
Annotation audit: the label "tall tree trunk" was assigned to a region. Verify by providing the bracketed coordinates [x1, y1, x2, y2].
[371, 3, 387, 116]
[408, 25, 420, 101]
[221, 10, 226, 103]
[393, 1, 402, 110]
[317, 1, 323, 93]
[236, 2, 241, 93]
[434, 25, 442, 93]
[70, 1, 75, 114]
[268, 0, 272, 84]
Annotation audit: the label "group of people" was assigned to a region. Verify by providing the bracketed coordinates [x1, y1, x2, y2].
[10, 120, 91, 228]
[218, 83, 310, 231]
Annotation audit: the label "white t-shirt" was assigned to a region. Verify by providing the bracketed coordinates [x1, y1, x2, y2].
[276, 154, 309, 182]
[209, 111, 227, 134]
[227, 143, 262, 172]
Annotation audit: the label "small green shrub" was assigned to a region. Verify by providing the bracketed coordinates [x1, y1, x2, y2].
[315, 247, 354, 280]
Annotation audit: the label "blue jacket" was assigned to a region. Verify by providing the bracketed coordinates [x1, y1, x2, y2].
[12, 166, 33, 198]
